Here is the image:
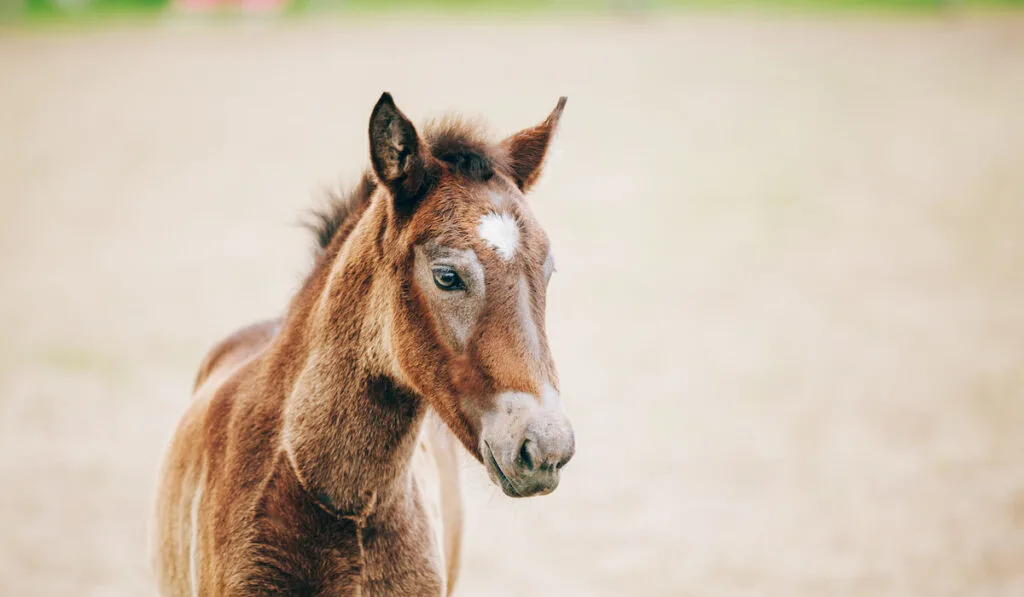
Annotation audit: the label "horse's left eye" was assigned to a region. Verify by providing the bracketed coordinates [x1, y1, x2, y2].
[432, 267, 465, 291]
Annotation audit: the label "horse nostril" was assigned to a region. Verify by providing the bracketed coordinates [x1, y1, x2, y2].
[518, 439, 535, 471]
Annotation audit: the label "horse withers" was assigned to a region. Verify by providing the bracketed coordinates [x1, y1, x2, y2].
[152, 93, 575, 597]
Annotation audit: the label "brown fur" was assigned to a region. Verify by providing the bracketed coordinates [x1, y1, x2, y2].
[152, 94, 566, 597]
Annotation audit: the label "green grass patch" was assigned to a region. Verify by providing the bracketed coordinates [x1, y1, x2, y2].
[3, 0, 1023, 28]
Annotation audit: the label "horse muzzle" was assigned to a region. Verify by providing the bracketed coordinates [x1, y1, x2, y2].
[479, 389, 575, 498]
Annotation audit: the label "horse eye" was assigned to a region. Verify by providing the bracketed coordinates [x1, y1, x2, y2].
[432, 267, 465, 291]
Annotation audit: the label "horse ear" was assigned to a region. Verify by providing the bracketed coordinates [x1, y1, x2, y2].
[369, 92, 430, 211]
[500, 96, 566, 193]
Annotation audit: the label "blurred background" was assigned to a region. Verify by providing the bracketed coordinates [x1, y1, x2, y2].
[2, 1, 1023, 596]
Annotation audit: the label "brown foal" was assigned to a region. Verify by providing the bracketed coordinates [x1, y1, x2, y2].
[152, 93, 574, 597]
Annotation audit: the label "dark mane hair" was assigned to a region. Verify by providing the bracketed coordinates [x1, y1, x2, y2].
[306, 172, 377, 252]
[423, 115, 508, 184]
[306, 115, 507, 253]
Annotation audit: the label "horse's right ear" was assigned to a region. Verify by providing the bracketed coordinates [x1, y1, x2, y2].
[499, 96, 566, 193]
[369, 92, 430, 212]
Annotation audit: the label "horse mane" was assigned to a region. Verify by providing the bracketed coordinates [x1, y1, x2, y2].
[306, 115, 508, 255]
[307, 172, 378, 253]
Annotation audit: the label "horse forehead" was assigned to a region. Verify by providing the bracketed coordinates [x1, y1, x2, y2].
[475, 186, 550, 257]
[477, 211, 520, 262]
[423, 180, 546, 261]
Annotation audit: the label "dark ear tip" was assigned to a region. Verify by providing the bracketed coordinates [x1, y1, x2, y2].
[374, 92, 396, 111]
[547, 96, 567, 125]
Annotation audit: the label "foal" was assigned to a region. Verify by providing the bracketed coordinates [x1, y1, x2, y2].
[152, 93, 575, 597]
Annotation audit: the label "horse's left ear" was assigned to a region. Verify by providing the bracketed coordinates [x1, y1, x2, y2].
[369, 92, 432, 213]
[500, 96, 566, 193]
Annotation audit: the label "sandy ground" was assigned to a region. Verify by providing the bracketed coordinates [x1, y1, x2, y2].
[1, 12, 1023, 597]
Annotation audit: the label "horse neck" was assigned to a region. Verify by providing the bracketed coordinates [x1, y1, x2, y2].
[275, 198, 425, 515]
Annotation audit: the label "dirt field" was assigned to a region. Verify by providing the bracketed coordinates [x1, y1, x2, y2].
[2, 12, 1023, 597]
